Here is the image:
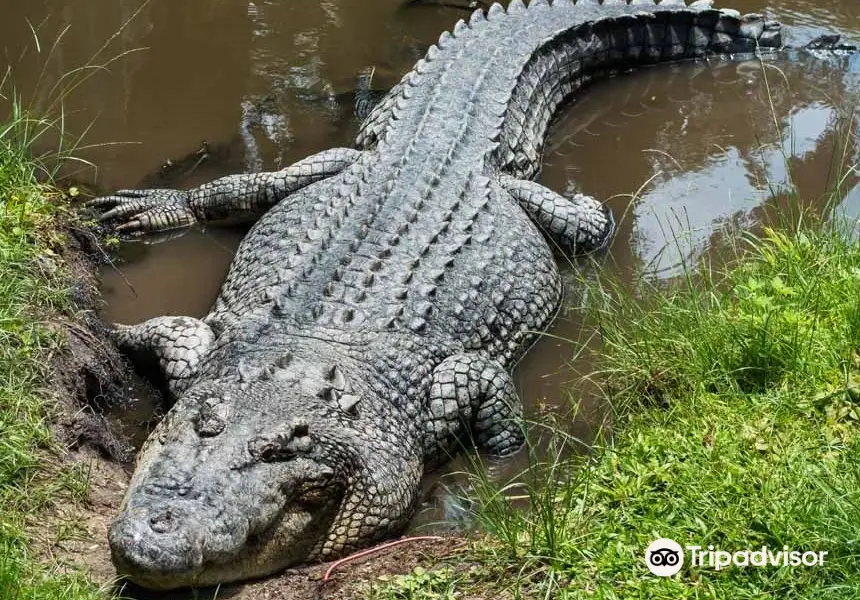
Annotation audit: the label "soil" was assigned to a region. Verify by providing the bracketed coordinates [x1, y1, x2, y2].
[118, 537, 465, 600]
[48, 222, 155, 464]
[27, 217, 147, 584]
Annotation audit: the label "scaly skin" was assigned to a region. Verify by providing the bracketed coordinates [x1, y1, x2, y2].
[93, 0, 783, 590]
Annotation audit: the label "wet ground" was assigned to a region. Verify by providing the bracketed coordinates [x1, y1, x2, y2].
[2, 0, 860, 593]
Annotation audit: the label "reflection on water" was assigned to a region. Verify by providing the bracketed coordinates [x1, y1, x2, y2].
[0, 0, 457, 187]
[540, 53, 859, 278]
[1, 0, 859, 542]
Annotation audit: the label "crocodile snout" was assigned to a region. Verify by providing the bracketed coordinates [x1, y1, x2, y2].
[109, 505, 205, 588]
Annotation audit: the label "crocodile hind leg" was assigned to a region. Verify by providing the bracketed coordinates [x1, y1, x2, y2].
[498, 175, 614, 254]
[113, 316, 214, 400]
[89, 147, 363, 238]
[424, 354, 525, 464]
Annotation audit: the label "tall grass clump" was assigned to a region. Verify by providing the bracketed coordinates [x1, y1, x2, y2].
[598, 225, 860, 403]
[0, 96, 117, 599]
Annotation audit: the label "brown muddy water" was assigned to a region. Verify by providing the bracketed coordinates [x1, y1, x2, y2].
[3, 0, 860, 578]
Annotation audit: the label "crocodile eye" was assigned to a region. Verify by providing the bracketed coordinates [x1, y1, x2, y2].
[248, 436, 287, 462]
[195, 402, 230, 437]
[247, 421, 314, 462]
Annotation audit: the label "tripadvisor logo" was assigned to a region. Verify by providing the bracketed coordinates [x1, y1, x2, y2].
[645, 538, 828, 577]
[645, 538, 684, 576]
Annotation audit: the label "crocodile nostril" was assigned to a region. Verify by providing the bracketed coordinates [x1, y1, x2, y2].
[149, 509, 178, 534]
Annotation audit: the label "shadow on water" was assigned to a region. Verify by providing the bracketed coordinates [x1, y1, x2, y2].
[1, 0, 859, 594]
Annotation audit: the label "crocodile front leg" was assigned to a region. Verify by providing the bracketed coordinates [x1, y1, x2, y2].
[89, 147, 363, 237]
[424, 353, 525, 463]
[498, 175, 614, 254]
[113, 316, 214, 399]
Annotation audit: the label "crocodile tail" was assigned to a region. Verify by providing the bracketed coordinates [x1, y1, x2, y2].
[490, 0, 782, 179]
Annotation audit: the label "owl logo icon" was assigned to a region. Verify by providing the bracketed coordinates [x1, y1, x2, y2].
[645, 538, 684, 576]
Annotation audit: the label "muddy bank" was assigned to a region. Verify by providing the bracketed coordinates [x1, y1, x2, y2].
[50, 225, 147, 463]
[114, 537, 463, 600]
[24, 218, 141, 583]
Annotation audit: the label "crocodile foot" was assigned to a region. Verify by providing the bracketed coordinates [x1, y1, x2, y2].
[89, 189, 196, 237]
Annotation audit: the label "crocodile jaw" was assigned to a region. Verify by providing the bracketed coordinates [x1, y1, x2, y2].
[109, 506, 323, 590]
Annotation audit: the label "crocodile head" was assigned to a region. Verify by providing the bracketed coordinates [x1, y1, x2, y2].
[109, 376, 366, 590]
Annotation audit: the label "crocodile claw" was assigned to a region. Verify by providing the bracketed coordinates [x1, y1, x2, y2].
[88, 189, 196, 237]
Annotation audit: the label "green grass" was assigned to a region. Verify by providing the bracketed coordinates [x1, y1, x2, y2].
[371, 223, 860, 599]
[560, 225, 860, 598]
[366, 210, 860, 599]
[0, 95, 106, 598]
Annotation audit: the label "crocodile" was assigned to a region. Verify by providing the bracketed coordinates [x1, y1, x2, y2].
[91, 0, 784, 590]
